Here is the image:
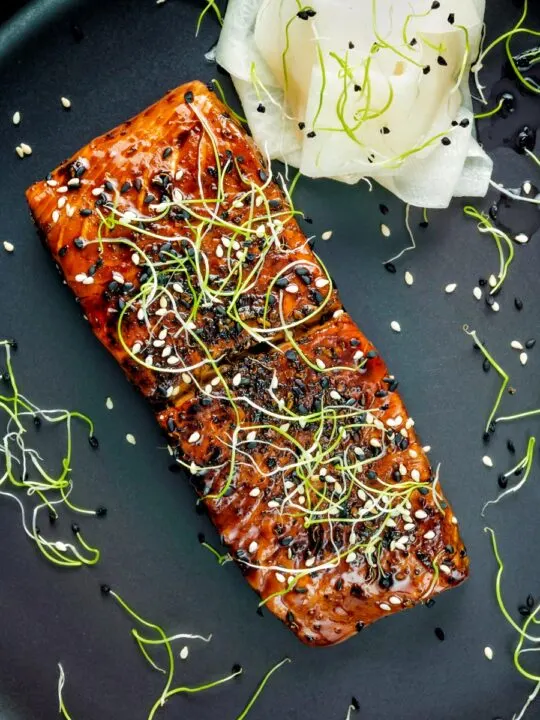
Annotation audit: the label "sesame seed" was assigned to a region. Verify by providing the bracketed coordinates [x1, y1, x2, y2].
[232, 373, 242, 387]
[346, 552, 357, 563]
[3, 241, 14, 253]
[248, 541, 258, 553]
[445, 283, 457, 294]
[249, 487, 261, 497]
[353, 350, 364, 362]
[132, 342, 142, 354]
[166, 356, 180, 365]
[12, 111, 21, 125]
[515, 233, 529, 244]
[268, 501, 279, 509]
[370, 438, 381, 448]
[275, 573, 286, 583]
[321, 230, 333, 241]
[389, 596, 401, 605]
[488, 274, 497, 288]
[415, 510, 428, 520]
[131, 253, 140, 265]
[61, 97, 72, 109]
[511, 341, 524, 350]
[329, 390, 341, 401]
[315, 359, 326, 369]
[380, 603, 391, 611]
[58, 197, 67, 209]
[15, 145, 24, 158]
[520, 352, 528, 366]
[424, 530, 436, 540]
[404, 271, 414, 286]
[491, 301, 500, 313]
[484, 646, 494, 661]
[179, 646, 189, 661]
[52, 210, 60, 223]
[126, 433, 136, 445]
[74, 273, 87, 282]
[105, 397, 114, 410]
[315, 278, 330, 288]
[440, 564, 451, 575]
[473, 287, 482, 300]
[82, 276, 94, 285]
[411, 469, 420, 482]
[380, 224, 391, 238]
[482, 455, 494, 468]
[188, 431, 200, 444]
[285, 283, 299, 294]
[399, 464, 407, 475]
[390, 320, 401, 333]
[20, 142, 32, 155]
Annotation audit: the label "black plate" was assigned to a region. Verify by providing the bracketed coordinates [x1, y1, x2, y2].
[0, 2, 539, 719]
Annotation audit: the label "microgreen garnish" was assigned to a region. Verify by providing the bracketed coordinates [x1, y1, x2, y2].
[0, 340, 100, 568]
[462, 327, 509, 434]
[57, 663, 73, 720]
[234, 657, 290, 720]
[196, 0, 223, 37]
[210, 78, 247, 125]
[198, 533, 232, 565]
[481, 437, 536, 516]
[496, 408, 540, 425]
[485, 527, 540, 719]
[384, 204, 416, 266]
[464, 206, 514, 295]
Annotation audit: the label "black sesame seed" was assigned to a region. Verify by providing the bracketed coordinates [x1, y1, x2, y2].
[482, 358, 491, 373]
[423, 66, 431, 75]
[134, 178, 143, 191]
[478, 277, 487, 286]
[419, 487, 429, 496]
[259, 169, 268, 182]
[351, 697, 360, 711]
[451, 120, 458, 127]
[256, 103, 266, 113]
[354, 84, 362, 92]
[431, 0, 440, 7]
[381, 126, 390, 134]
[447, 13, 455, 24]
[460, 119, 470, 128]
[231, 664, 242, 674]
[88, 435, 99, 449]
[275, 277, 289, 288]
[515, 297, 523, 311]
[306, 8, 316, 17]
[80, 208, 93, 217]
[410, 38, 418, 47]
[483, 431, 491, 444]
[298, 122, 306, 130]
[498, 474, 508, 489]
[104, 180, 114, 192]
[507, 439, 516, 454]
[162, 147, 173, 159]
[384, 262, 397, 274]
[525, 339, 536, 349]
[379, 203, 389, 215]
[356, 621, 364, 632]
[366, 350, 378, 359]
[120, 181, 131, 194]
[71, 523, 80, 534]
[297, 9, 309, 19]
[144, 193, 156, 204]
[33, 416, 41, 429]
[285, 350, 297, 361]
[59, 245, 69, 257]
[96, 506, 107, 517]
[441, 137, 451, 146]
[425, 598, 436, 608]
[49, 511, 57, 524]
[307, 131, 316, 138]
[434, 627, 445, 641]
[184, 91, 194, 104]
[437, 56, 448, 66]
[527, 594, 535, 609]
[419, 221, 429, 229]
[519, 605, 531, 617]
[100, 584, 111, 595]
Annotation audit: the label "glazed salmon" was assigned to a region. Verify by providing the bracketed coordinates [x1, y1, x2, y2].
[26, 80, 468, 646]
[158, 312, 468, 646]
[26, 81, 338, 403]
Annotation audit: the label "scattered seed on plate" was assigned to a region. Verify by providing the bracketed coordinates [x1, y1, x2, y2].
[445, 283, 457, 294]
[380, 224, 391, 238]
[321, 230, 333, 241]
[491, 301, 500, 313]
[15, 145, 24, 158]
[473, 287, 482, 300]
[511, 341, 524, 350]
[105, 397, 114, 410]
[484, 646, 494, 661]
[488, 274, 497, 288]
[390, 320, 401, 333]
[12, 111, 21, 125]
[126, 433, 136, 445]
[482, 455, 494, 468]
[525, 339, 536, 350]
[61, 96, 72, 109]
[514, 233, 529, 244]
[3, 241, 14, 253]
[520, 352, 528, 366]
[404, 271, 414, 286]
[20, 142, 32, 155]
[179, 645, 189, 660]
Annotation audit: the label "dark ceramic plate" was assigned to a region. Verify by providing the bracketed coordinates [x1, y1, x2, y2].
[0, 1, 539, 719]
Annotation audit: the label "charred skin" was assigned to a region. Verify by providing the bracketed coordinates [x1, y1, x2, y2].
[26, 80, 338, 404]
[26, 80, 468, 647]
[159, 313, 468, 646]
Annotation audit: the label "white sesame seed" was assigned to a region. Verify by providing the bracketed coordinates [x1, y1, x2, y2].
[280, 423, 290, 433]
[91, 187, 104, 196]
[112, 271, 125, 284]
[380, 603, 392, 611]
[520, 352, 528, 366]
[82, 276, 94, 285]
[74, 273, 87, 282]
[445, 283, 457, 294]
[12, 111, 21, 125]
[285, 283, 299, 294]
[232, 372, 242, 387]
[161, 346, 171, 358]
[131, 252, 140, 265]
[409, 449, 418, 458]
[275, 572, 286, 583]
[105, 397, 114, 410]
[158, 328, 167, 341]
[491, 301, 500, 313]
[256, 224, 266, 238]
[179, 646, 189, 661]
[315, 358, 326, 369]
[146, 355, 154, 366]
[482, 455, 494, 468]
[346, 552, 357, 563]
[415, 510, 428, 520]
[47, 179, 58, 187]
[390, 320, 401, 333]
[15, 145, 24, 158]
[321, 230, 333, 241]
[389, 596, 402, 605]
[166, 356, 180, 365]
[268, 501, 279, 509]
[380, 224, 391, 238]
[304, 557, 315, 568]
[248, 541, 258, 553]
[411, 469, 420, 482]
[153, 339, 165, 348]
[315, 278, 330, 288]
[132, 342, 142, 354]
[511, 341, 524, 350]
[52, 210, 60, 223]
[67, 178, 80, 188]
[232, 240, 241, 251]
[333, 309, 344, 318]
[440, 564, 451, 575]
[173, 283, 183, 293]
[484, 646, 494, 661]
[249, 487, 260, 497]
[20, 142, 32, 155]
[404, 522, 416, 531]
[473, 286, 482, 300]
[515, 233, 529, 244]
[523, 181, 532, 194]
[488, 274, 497, 288]
[423, 445, 431, 453]
[404, 271, 414, 286]
[246, 431, 257, 443]
[155, 308, 167, 317]
[329, 390, 341, 401]
[188, 431, 200, 444]
[3, 241, 14, 253]
[66, 205, 75, 217]
[353, 350, 364, 362]
[424, 530, 436, 540]
[61, 96, 72, 109]
[126, 433, 136, 445]
[370, 438, 381, 448]
[58, 197, 67, 209]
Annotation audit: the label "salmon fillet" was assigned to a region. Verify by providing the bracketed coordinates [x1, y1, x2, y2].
[26, 80, 468, 646]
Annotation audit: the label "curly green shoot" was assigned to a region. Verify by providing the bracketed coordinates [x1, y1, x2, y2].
[496, 408, 540, 425]
[57, 664, 73, 720]
[196, 0, 223, 37]
[210, 78, 247, 124]
[235, 657, 290, 720]
[481, 437, 536, 516]
[464, 206, 514, 295]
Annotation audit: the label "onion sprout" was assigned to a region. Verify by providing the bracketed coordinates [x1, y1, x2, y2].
[384, 204, 416, 266]
[481, 437, 536, 516]
[210, 78, 247, 124]
[196, 0, 223, 37]
[234, 657, 290, 720]
[462, 327, 509, 434]
[496, 409, 540, 425]
[464, 206, 514, 295]
[57, 663, 72, 720]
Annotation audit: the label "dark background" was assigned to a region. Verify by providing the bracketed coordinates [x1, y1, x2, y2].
[0, 1, 539, 719]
